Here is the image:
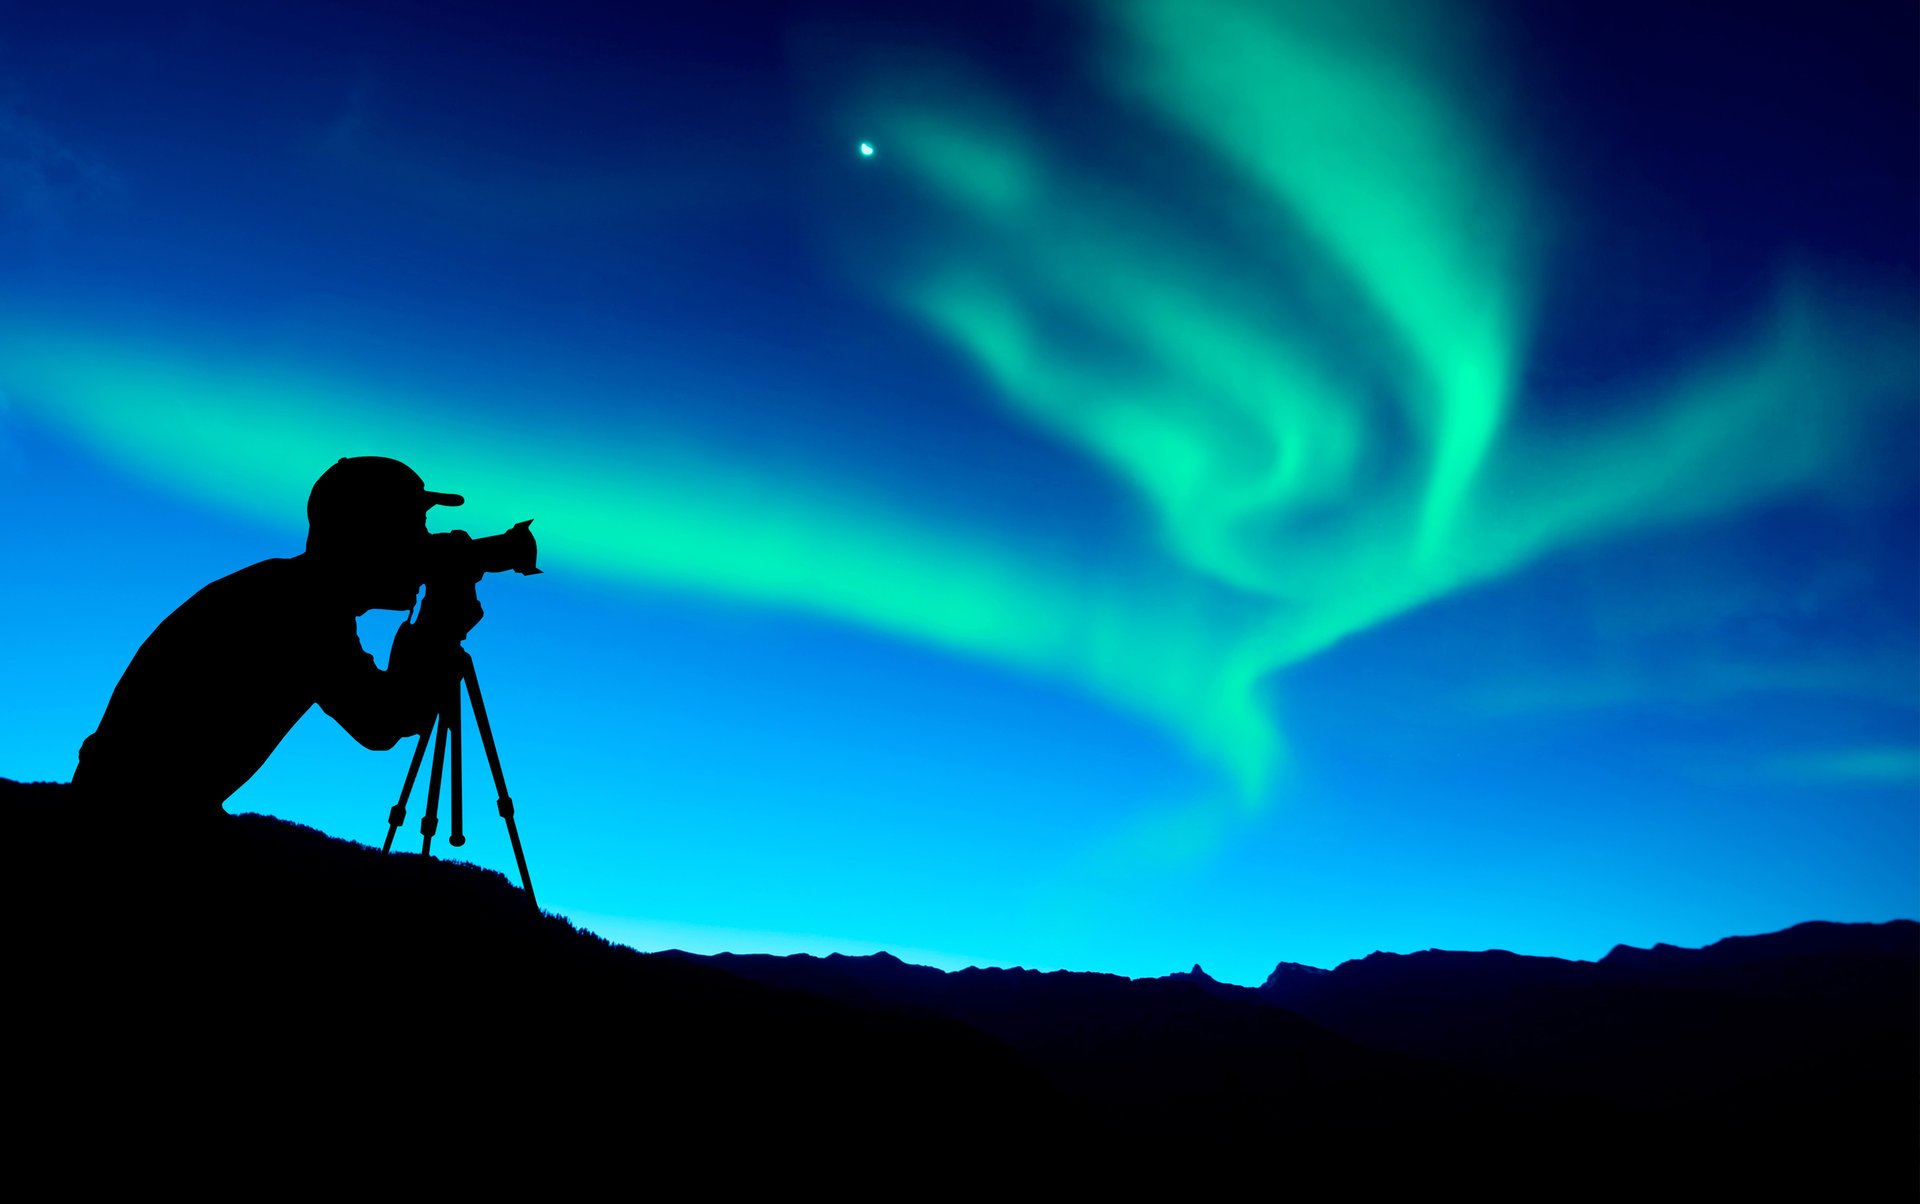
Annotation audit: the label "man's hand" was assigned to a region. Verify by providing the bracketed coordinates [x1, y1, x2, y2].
[389, 578, 480, 735]
[416, 578, 483, 641]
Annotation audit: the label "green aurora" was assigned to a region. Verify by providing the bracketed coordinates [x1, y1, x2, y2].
[6, 0, 1914, 813]
[839, 0, 1917, 797]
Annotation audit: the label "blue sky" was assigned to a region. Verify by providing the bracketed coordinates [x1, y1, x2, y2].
[2, 0, 1914, 983]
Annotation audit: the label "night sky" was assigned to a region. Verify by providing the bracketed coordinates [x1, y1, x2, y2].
[2, 0, 1914, 984]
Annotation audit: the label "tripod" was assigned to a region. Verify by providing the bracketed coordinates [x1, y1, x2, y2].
[382, 650, 538, 911]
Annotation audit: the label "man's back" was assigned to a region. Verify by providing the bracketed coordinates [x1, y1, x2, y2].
[75, 556, 427, 813]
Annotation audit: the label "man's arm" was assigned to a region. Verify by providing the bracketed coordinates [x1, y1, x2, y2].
[315, 586, 480, 750]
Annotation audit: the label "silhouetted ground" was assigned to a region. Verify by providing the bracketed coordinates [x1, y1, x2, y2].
[5, 778, 1913, 1193]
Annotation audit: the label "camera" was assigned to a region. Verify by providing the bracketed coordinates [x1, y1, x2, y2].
[423, 520, 540, 584]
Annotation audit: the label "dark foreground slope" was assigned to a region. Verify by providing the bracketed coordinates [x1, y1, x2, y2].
[5, 779, 1912, 1193]
[666, 925, 1918, 1194]
[1251, 922, 1918, 1126]
[5, 782, 1062, 1186]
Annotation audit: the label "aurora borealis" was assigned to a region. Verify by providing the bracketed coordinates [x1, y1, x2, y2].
[2, 0, 1914, 982]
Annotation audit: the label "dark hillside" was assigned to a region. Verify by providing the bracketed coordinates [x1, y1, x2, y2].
[5, 778, 1912, 1193]
[656, 945, 1623, 1158]
[1251, 923, 1918, 1131]
[4, 779, 1057, 1185]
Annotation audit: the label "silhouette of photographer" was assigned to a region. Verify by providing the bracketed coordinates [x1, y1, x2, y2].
[72, 457, 483, 823]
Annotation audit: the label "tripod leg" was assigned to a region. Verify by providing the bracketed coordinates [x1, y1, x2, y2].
[383, 726, 432, 854]
[420, 702, 451, 857]
[448, 676, 466, 849]
[461, 657, 538, 911]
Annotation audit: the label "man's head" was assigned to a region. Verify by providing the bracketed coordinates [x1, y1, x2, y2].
[306, 457, 464, 611]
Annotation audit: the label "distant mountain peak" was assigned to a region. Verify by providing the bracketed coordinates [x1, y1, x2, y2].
[1262, 961, 1331, 988]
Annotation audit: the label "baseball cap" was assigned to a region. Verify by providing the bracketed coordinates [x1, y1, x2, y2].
[307, 456, 463, 539]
